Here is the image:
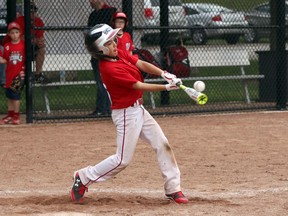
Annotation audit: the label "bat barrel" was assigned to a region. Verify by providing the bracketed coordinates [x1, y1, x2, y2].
[197, 93, 208, 105]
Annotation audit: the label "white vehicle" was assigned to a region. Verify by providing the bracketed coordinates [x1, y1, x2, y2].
[141, 0, 189, 44]
[183, 3, 249, 45]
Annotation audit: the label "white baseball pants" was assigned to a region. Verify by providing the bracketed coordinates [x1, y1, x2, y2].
[78, 104, 181, 194]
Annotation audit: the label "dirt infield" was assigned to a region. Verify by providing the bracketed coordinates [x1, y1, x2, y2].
[1, 111, 288, 216]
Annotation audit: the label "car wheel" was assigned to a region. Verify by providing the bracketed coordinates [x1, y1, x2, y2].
[225, 35, 240, 44]
[191, 29, 207, 45]
[243, 28, 259, 43]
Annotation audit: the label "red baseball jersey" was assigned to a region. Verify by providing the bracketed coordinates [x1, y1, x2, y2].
[99, 49, 143, 109]
[116, 32, 134, 53]
[3, 40, 25, 88]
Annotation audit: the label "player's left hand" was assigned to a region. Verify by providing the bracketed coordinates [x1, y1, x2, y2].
[161, 70, 176, 84]
[172, 77, 182, 86]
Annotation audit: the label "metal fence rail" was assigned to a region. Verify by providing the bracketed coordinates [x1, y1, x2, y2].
[0, 0, 286, 123]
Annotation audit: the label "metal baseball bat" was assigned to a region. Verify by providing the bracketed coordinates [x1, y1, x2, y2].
[177, 83, 208, 105]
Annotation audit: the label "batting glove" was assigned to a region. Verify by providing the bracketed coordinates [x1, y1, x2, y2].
[165, 83, 180, 91]
[172, 77, 182, 86]
[161, 70, 176, 84]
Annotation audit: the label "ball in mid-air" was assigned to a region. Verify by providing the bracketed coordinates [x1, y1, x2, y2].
[193, 81, 205, 92]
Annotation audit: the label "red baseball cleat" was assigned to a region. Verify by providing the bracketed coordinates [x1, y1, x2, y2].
[166, 191, 189, 204]
[70, 171, 88, 203]
[0, 115, 12, 125]
[12, 117, 20, 125]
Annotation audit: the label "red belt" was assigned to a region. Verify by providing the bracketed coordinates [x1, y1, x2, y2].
[131, 98, 143, 107]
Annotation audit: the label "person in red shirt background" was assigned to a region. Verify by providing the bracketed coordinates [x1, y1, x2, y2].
[0, 22, 25, 125]
[111, 12, 134, 55]
[0, 46, 5, 87]
[2, 1, 48, 84]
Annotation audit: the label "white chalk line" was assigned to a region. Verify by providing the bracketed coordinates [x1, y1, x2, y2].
[1, 185, 288, 200]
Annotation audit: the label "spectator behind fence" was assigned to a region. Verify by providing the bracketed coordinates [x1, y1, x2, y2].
[16, 3, 22, 18]
[87, 0, 117, 116]
[0, 22, 25, 125]
[0, 45, 5, 87]
[2, 1, 49, 84]
[111, 11, 134, 55]
[0, 3, 23, 87]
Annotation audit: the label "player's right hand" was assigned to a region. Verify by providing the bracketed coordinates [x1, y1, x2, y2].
[165, 83, 180, 91]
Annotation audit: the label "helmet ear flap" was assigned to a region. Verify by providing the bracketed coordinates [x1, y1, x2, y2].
[84, 23, 120, 59]
[101, 46, 110, 55]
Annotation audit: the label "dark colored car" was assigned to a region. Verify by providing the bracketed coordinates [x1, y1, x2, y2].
[244, 2, 288, 43]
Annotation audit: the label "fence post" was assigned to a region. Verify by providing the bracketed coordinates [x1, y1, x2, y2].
[270, 0, 287, 109]
[24, 0, 33, 123]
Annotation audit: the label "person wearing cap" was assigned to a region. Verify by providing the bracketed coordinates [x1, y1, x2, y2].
[70, 24, 189, 205]
[2, 2, 49, 84]
[0, 22, 25, 125]
[87, 0, 117, 116]
[111, 11, 134, 55]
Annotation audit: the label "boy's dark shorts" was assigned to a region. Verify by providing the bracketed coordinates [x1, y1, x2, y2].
[5, 88, 21, 100]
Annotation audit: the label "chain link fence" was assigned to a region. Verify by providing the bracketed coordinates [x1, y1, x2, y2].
[0, 0, 287, 123]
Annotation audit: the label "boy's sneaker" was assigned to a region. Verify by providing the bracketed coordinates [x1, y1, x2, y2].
[0, 116, 12, 125]
[70, 171, 88, 203]
[166, 191, 189, 204]
[35, 73, 51, 84]
[12, 117, 20, 125]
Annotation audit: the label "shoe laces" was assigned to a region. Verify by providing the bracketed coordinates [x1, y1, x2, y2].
[73, 176, 87, 195]
[171, 191, 184, 199]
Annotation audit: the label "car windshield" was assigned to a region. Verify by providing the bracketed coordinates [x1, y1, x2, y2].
[254, 4, 270, 13]
[253, 3, 288, 15]
[197, 4, 232, 13]
[150, 0, 182, 7]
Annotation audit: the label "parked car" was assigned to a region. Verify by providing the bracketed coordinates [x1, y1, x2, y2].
[141, 0, 189, 44]
[244, 2, 288, 43]
[182, 3, 249, 45]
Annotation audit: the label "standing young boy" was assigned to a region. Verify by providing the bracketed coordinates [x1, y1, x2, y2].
[111, 12, 134, 55]
[0, 22, 25, 125]
[70, 24, 188, 204]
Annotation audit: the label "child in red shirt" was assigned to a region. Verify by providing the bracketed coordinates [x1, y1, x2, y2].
[0, 22, 25, 125]
[70, 24, 189, 205]
[111, 12, 134, 55]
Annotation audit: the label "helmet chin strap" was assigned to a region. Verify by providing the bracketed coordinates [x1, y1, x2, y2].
[95, 52, 119, 60]
[104, 55, 119, 60]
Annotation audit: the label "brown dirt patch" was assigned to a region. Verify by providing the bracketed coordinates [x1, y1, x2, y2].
[1, 111, 288, 215]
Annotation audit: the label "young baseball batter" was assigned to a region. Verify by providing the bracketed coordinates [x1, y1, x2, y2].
[70, 24, 188, 204]
[0, 22, 25, 125]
